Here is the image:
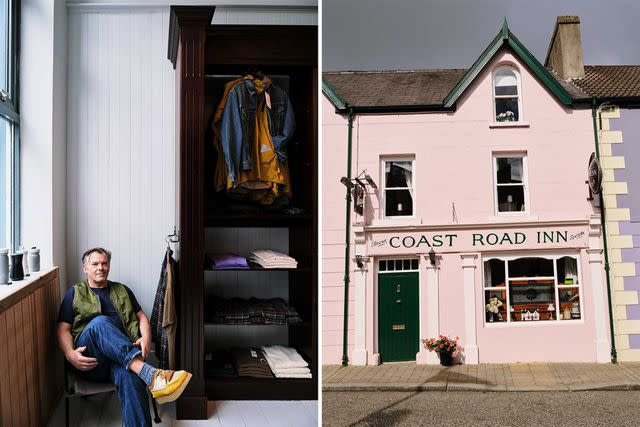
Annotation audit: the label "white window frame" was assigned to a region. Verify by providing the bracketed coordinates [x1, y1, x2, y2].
[482, 252, 584, 327]
[377, 257, 420, 273]
[492, 65, 522, 123]
[493, 153, 529, 216]
[380, 156, 416, 219]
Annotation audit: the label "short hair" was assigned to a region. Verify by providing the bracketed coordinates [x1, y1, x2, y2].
[82, 247, 112, 265]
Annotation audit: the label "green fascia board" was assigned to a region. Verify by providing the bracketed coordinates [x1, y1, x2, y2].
[322, 77, 348, 111]
[443, 25, 573, 108]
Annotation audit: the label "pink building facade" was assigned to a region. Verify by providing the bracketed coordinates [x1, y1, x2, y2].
[322, 23, 612, 365]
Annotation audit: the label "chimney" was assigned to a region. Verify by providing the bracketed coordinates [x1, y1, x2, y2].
[544, 16, 585, 79]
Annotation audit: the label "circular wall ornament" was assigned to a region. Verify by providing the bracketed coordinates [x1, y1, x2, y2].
[588, 152, 603, 194]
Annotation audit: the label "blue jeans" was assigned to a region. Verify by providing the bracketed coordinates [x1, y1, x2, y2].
[74, 315, 151, 427]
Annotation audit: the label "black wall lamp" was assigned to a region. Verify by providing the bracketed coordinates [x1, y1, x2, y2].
[354, 255, 364, 268]
[340, 171, 378, 215]
[428, 248, 437, 266]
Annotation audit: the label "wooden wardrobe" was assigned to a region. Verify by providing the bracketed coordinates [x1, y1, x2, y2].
[168, 6, 318, 419]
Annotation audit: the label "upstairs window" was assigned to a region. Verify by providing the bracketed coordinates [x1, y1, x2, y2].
[382, 158, 414, 217]
[0, 0, 19, 251]
[494, 154, 528, 214]
[493, 67, 520, 122]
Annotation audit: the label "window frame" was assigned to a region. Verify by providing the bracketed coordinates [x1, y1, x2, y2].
[493, 153, 529, 216]
[0, 0, 20, 252]
[482, 252, 584, 327]
[380, 156, 416, 220]
[492, 65, 522, 123]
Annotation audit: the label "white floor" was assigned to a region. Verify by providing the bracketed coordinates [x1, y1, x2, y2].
[48, 393, 318, 427]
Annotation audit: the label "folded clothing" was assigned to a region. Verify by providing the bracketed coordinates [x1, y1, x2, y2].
[248, 249, 297, 269]
[262, 345, 311, 378]
[207, 253, 249, 269]
[273, 372, 312, 378]
[230, 347, 273, 378]
[208, 297, 302, 325]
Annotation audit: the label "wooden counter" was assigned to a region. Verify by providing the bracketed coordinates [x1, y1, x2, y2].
[0, 267, 62, 426]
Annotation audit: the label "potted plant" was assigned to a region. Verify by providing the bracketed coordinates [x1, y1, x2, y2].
[496, 111, 515, 122]
[421, 335, 461, 366]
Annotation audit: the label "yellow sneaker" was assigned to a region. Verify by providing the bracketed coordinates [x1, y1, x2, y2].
[148, 369, 192, 404]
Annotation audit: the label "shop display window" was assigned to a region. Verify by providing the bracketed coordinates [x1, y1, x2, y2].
[483, 254, 582, 324]
[494, 155, 528, 214]
[382, 158, 414, 217]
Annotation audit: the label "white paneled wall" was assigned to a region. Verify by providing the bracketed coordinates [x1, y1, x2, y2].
[66, 8, 175, 314]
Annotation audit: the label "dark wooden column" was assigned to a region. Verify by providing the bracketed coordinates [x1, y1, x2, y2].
[168, 6, 213, 420]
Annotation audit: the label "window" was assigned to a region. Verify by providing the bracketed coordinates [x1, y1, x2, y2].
[494, 155, 527, 214]
[483, 254, 582, 324]
[0, 0, 19, 251]
[379, 258, 419, 272]
[382, 158, 414, 217]
[493, 67, 521, 122]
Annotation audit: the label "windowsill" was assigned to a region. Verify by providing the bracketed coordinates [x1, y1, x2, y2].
[488, 214, 538, 222]
[489, 122, 530, 129]
[0, 267, 56, 303]
[370, 217, 422, 227]
[484, 319, 584, 328]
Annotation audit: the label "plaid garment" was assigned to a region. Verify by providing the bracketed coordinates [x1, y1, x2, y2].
[150, 249, 177, 369]
[207, 297, 302, 325]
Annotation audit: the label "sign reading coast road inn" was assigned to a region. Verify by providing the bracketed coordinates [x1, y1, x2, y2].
[322, 17, 614, 366]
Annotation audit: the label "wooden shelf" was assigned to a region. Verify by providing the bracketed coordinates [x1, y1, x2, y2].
[204, 321, 310, 327]
[205, 211, 312, 228]
[205, 263, 311, 272]
[205, 376, 316, 400]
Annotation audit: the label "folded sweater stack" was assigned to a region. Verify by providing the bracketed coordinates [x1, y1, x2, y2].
[248, 250, 297, 269]
[230, 347, 273, 378]
[261, 345, 311, 378]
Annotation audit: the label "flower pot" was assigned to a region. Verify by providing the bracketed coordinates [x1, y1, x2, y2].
[439, 352, 453, 366]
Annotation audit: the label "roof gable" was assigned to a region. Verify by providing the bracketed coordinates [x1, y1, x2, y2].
[443, 19, 573, 108]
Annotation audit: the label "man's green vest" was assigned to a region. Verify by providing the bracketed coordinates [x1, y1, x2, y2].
[71, 280, 141, 344]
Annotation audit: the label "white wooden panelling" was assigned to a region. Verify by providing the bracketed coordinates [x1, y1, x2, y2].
[66, 9, 176, 315]
[211, 6, 317, 26]
[204, 227, 292, 349]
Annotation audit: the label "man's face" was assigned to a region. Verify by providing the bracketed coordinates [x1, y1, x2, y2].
[83, 252, 110, 285]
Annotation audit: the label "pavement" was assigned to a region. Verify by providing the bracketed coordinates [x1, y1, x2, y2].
[323, 362, 640, 392]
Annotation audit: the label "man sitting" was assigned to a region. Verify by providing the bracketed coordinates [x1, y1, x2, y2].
[57, 247, 191, 426]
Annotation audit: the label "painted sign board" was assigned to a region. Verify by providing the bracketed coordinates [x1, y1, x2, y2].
[366, 225, 589, 255]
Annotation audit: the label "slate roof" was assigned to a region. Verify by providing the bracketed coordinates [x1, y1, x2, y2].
[323, 69, 467, 107]
[570, 66, 640, 99]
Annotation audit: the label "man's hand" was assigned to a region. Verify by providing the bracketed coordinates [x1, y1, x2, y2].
[66, 346, 98, 371]
[134, 335, 152, 360]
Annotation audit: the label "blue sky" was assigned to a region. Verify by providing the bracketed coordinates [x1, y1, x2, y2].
[323, 0, 640, 71]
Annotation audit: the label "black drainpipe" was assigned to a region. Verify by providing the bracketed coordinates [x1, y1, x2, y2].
[342, 108, 354, 366]
[592, 99, 617, 363]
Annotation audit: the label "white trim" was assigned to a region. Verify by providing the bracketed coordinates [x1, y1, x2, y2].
[461, 253, 479, 364]
[492, 65, 523, 123]
[363, 217, 588, 233]
[481, 251, 584, 327]
[417, 254, 440, 365]
[380, 156, 416, 220]
[352, 257, 370, 365]
[493, 153, 530, 217]
[66, 0, 317, 6]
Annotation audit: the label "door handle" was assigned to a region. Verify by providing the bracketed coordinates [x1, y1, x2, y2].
[396, 284, 401, 293]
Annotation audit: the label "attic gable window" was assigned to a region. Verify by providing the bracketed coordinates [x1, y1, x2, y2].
[493, 67, 521, 122]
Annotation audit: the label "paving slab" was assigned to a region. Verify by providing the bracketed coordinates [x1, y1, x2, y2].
[322, 362, 640, 392]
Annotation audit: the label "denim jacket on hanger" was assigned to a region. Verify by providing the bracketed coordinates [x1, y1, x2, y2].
[220, 77, 296, 185]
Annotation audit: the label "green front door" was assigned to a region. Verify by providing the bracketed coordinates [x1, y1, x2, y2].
[378, 271, 419, 362]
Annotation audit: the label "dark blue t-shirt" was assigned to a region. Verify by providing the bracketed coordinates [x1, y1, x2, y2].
[58, 283, 142, 335]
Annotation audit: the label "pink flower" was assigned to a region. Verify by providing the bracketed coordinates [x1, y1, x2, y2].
[455, 336, 459, 340]
[440, 344, 444, 348]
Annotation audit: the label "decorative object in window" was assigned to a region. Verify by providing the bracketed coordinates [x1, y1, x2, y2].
[494, 67, 520, 122]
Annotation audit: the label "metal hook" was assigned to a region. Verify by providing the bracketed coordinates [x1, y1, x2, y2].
[165, 226, 179, 249]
